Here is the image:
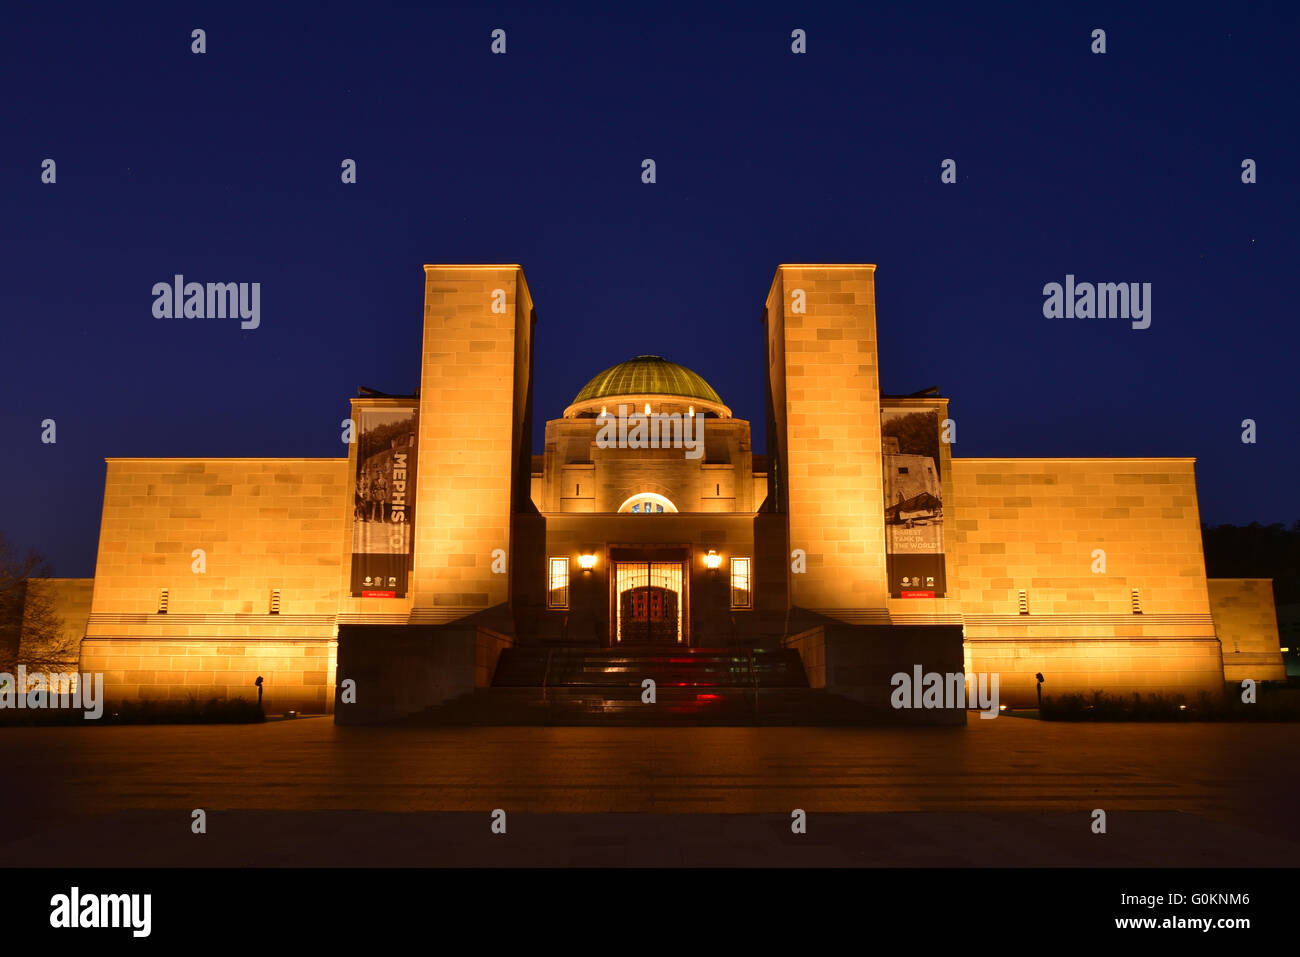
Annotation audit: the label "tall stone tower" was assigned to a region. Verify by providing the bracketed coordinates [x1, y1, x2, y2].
[763, 265, 888, 622]
[413, 265, 536, 625]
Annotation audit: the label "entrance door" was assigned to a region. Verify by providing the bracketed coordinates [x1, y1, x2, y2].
[620, 585, 678, 643]
[614, 561, 684, 643]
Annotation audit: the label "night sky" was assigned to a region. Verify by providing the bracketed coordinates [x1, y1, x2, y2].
[3, 2, 1297, 577]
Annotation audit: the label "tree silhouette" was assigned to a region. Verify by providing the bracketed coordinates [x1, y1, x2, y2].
[0, 532, 65, 678]
[1201, 521, 1299, 605]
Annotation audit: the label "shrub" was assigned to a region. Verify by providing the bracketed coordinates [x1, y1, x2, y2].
[0, 694, 264, 726]
[1040, 686, 1300, 721]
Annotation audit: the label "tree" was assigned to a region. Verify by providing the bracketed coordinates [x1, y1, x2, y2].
[0, 532, 61, 679]
[1201, 522, 1300, 605]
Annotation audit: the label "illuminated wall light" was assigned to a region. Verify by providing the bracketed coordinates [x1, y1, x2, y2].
[158, 588, 168, 615]
[578, 553, 596, 571]
[644, 403, 651, 416]
[270, 588, 281, 615]
[705, 549, 721, 570]
[1131, 588, 1142, 614]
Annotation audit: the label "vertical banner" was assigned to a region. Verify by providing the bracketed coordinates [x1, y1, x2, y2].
[350, 408, 417, 598]
[881, 407, 946, 598]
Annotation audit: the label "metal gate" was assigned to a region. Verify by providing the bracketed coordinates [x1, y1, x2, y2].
[614, 561, 683, 643]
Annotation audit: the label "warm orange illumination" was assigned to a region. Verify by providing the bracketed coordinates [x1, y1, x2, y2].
[578, 553, 596, 570]
[547, 557, 570, 609]
[729, 556, 752, 609]
[617, 492, 677, 514]
[705, 549, 721, 570]
[644, 402, 651, 416]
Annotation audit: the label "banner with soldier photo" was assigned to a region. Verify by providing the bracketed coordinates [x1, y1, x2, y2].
[350, 408, 417, 598]
[881, 407, 946, 598]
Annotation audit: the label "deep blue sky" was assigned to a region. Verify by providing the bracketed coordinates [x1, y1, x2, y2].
[3, 1, 1297, 577]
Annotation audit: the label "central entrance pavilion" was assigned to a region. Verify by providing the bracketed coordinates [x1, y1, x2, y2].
[532, 354, 763, 649]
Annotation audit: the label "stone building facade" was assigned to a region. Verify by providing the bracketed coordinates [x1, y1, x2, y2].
[13, 263, 1286, 717]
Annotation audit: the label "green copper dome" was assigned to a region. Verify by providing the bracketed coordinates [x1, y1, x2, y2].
[572, 355, 722, 405]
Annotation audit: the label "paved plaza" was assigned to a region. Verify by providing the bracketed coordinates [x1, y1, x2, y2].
[2, 717, 1297, 866]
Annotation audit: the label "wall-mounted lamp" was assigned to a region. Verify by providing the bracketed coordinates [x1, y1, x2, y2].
[578, 553, 597, 571]
[704, 549, 721, 570]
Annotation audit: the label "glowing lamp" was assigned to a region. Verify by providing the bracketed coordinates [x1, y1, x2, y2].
[578, 553, 596, 571]
[705, 549, 721, 570]
[644, 403, 651, 416]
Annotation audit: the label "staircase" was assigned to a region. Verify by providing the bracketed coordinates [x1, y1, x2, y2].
[495, 646, 807, 689]
[403, 646, 888, 726]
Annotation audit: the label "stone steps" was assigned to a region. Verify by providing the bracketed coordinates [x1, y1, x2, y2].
[395, 646, 900, 725]
[491, 646, 809, 689]
[403, 686, 897, 726]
